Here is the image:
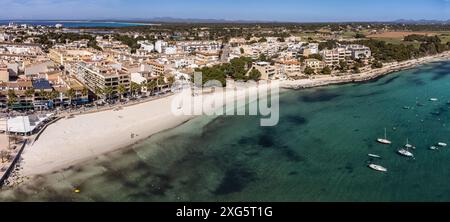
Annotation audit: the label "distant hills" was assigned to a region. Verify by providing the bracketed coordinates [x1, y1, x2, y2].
[391, 19, 450, 24]
[2, 17, 450, 25]
[126, 17, 450, 24]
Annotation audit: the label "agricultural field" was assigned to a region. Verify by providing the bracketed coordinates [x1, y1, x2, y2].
[365, 31, 450, 48]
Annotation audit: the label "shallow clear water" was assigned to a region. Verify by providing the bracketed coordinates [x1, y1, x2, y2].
[2, 61, 450, 202]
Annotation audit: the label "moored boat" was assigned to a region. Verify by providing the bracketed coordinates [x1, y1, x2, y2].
[429, 146, 438, 150]
[377, 128, 392, 145]
[368, 164, 387, 172]
[438, 142, 447, 147]
[368, 154, 382, 158]
[398, 149, 414, 158]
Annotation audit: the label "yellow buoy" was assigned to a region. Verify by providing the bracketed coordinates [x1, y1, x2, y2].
[74, 189, 81, 193]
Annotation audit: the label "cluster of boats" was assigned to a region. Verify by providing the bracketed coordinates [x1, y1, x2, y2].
[368, 128, 447, 173]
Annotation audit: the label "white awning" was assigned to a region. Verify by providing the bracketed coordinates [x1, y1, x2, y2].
[6, 113, 54, 134]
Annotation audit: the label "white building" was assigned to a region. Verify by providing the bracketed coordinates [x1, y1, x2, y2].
[346, 44, 372, 59]
[155, 40, 168, 53]
[250, 61, 277, 80]
[164, 46, 177, 55]
[138, 41, 155, 52]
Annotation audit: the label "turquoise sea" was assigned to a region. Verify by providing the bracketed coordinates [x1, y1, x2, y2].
[0, 20, 149, 28]
[2, 61, 450, 202]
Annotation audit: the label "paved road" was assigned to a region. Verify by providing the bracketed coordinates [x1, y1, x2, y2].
[221, 44, 231, 63]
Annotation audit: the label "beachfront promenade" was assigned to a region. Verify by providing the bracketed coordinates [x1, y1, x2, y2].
[0, 135, 27, 187]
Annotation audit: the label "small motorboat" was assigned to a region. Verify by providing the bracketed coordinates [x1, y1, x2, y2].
[430, 98, 439, 102]
[368, 164, 388, 172]
[438, 142, 447, 147]
[429, 146, 438, 151]
[368, 154, 382, 159]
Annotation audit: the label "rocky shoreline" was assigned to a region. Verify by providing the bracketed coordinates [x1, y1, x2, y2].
[281, 51, 450, 90]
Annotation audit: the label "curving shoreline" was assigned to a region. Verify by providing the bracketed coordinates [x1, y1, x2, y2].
[281, 51, 450, 90]
[11, 51, 450, 181]
[18, 82, 270, 177]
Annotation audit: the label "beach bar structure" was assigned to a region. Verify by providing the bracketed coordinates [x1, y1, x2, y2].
[3, 114, 54, 136]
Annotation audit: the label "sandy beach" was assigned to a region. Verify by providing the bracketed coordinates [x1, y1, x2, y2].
[20, 81, 274, 176]
[17, 51, 450, 177]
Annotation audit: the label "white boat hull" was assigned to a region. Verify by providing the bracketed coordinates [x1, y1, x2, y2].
[398, 149, 414, 158]
[368, 164, 387, 172]
[377, 139, 392, 144]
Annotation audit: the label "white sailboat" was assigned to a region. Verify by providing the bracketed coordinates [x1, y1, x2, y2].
[368, 164, 388, 172]
[430, 98, 439, 102]
[377, 128, 392, 144]
[398, 148, 414, 158]
[405, 138, 415, 150]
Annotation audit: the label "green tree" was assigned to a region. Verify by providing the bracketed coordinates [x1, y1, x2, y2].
[130, 82, 141, 97]
[321, 66, 332, 75]
[371, 60, 383, 69]
[355, 33, 366, 39]
[248, 69, 262, 81]
[66, 89, 76, 106]
[103, 87, 114, 102]
[308, 54, 323, 61]
[25, 89, 35, 100]
[117, 84, 127, 100]
[259, 37, 267, 43]
[157, 75, 166, 93]
[258, 54, 269, 62]
[7, 90, 17, 107]
[38, 89, 47, 100]
[339, 61, 348, 72]
[94, 87, 103, 100]
[48, 91, 59, 101]
[147, 80, 157, 95]
[304, 67, 315, 75]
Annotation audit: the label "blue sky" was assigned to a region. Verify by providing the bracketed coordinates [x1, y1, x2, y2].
[1, 0, 449, 22]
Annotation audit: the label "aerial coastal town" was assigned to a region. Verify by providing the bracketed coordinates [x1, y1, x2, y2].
[0, 21, 449, 187]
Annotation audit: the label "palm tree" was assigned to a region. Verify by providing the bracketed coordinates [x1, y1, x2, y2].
[94, 87, 103, 100]
[147, 80, 157, 96]
[66, 88, 76, 106]
[157, 75, 166, 93]
[167, 76, 175, 88]
[130, 82, 141, 97]
[117, 84, 127, 100]
[103, 86, 114, 102]
[24, 88, 35, 105]
[7, 90, 17, 108]
[38, 89, 47, 101]
[47, 90, 59, 102]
